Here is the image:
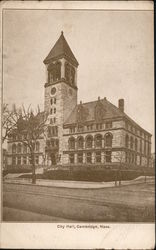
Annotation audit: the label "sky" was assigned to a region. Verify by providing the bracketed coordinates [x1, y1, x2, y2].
[3, 9, 154, 151]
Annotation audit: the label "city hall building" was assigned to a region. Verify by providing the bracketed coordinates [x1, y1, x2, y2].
[7, 32, 152, 169]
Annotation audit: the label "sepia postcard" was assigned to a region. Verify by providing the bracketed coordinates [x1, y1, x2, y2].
[0, 0, 155, 249]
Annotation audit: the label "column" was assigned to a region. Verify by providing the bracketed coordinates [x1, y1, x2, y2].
[74, 153, 77, 164]
[92, 151, 95, 164]
[101, 151, 105, 164]
[61, 59, 65, 79]
[83, 152, 86, 164]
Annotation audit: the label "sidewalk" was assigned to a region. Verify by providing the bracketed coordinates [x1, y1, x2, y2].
[4, 176, 154, 189]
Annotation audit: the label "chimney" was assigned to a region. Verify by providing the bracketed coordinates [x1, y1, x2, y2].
[118, 99, 124, 112]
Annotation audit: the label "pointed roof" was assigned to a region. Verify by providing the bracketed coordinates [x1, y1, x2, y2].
[43, 31, 79, 66]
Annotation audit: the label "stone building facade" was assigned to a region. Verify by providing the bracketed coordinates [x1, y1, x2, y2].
[6, 32, 152, 169]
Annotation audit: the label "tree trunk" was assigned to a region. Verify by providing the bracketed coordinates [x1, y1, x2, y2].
[31, 153, 36, 184]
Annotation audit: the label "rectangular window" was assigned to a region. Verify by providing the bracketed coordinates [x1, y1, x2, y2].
[69, 154, 74, 164]
[23, 156, 27, 165]
[86, 152, 92, 163]
[35, 156, 39, 165]
[78, 153, 83, 163]
[12, 156, 16, 165]
[105, 122, 112, 129]
[17, 156, 21, 165]
[105, 151, 111, 163]
[96, 151, 101, 163]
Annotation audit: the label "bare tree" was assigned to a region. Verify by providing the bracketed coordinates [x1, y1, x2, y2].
[2, 104, 19, 143]
[6, 105, 48, 184]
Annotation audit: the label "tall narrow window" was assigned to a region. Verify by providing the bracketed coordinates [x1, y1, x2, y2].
[86, 152, 92, 163]
[17, 143, 22, 154]
[23, 156, 27, 165]
[69, 137, 75, 149]
[125, 134, 129, 148]
[96, 151, 101, 163]
[71, 67, 75, 85]
[95, 134, 102, 147]
[36, 142, 40, 152]
[77, 137, 84, 149]
[12, 144, 16, 154]
[78, 153, 83, 163]
[135, 138, 138, 151]
[105, 133, 113, 147]
[35, 156, 39, 165]
[12, 156, 16, 165]
[17, 156, 21, 165]
[69, 154, 74, 164]
[105, 151, 111, 163]
[86, 136, 93, 148]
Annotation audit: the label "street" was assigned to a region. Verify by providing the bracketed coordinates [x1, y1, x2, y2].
[3, 182, 155, 222]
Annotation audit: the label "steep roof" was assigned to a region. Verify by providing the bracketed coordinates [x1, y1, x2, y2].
[43, 31, 79, 66]
[64, 98, 151, 135]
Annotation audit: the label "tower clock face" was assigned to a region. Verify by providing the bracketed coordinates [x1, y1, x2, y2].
[51, 87, 56, 95]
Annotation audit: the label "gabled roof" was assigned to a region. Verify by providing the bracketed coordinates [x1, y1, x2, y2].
[43, 31, 79, 66]
[64, 98, 152, 135]
[64, 98, 123, 124]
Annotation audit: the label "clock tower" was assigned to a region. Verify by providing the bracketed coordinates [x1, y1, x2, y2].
[43, 31, 79, 165]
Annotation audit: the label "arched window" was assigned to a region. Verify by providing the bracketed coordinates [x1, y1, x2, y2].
[77, 136, 84, 149]
[36, 141, 40, 152]
[12, 144, 16, 154]
[95, 134, 102, 147]
[135, 138, 138, 151]
[69, 137, 75, 149]
[105, 133, 113, 147]
[125, 134, 129, 148]
[86, 135, 93, 148]
[17, 143, 22, 154]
